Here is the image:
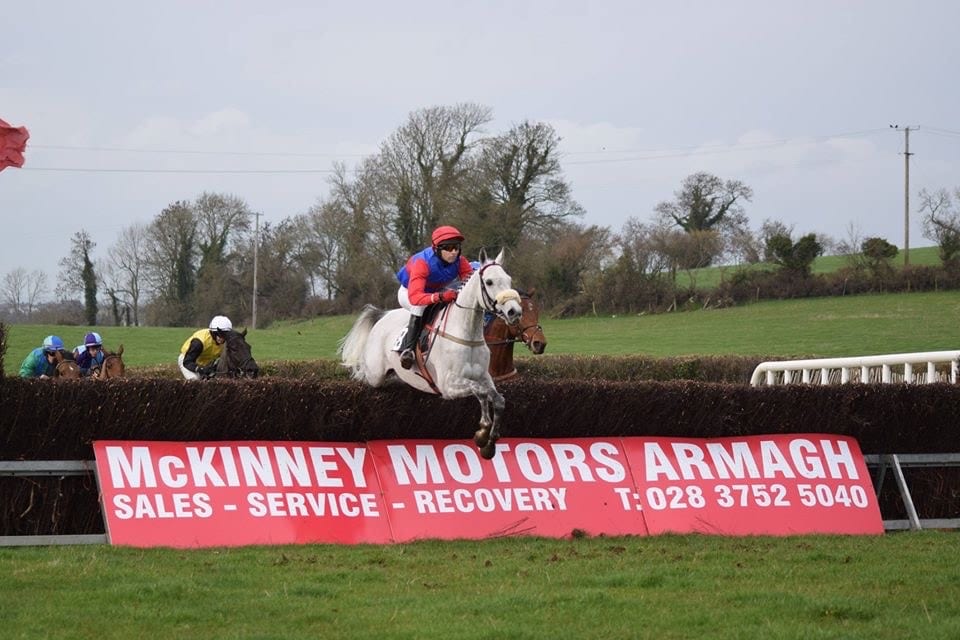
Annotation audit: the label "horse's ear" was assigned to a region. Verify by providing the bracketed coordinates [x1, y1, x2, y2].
[527, 287, 536, 297]
[494, 249, 505, 265]
[241, 328, 247, 338]
[116, 344, 124, 356]
[478, 247, 489, 264]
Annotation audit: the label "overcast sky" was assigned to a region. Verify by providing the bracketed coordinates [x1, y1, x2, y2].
[3, 1, 959, 286]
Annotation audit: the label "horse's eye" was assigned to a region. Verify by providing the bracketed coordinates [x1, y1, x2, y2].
[485, 279, 493, 286]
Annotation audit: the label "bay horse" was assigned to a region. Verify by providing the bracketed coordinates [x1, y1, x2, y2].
[339, 249, 522, 459]
[484, 288, 547, 381]
[215, 329, 259, 378]
[92, 345, 126, 379]
[52, 351, 81, 378]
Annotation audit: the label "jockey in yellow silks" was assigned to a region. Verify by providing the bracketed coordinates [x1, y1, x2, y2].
[178, 315, 231, 380]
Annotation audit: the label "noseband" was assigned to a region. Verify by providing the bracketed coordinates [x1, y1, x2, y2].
[222, 340, 258, 377]
[456, 262, 519, 321]
[484, 292, 541, 348]
[230, 356, 258, 377]
[486, 320, 543, 347]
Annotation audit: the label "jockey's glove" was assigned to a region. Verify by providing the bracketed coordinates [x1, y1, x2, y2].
[434, 290, 458, 304]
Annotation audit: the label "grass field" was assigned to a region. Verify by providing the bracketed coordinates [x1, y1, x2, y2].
[4, 287, 960, 638]
[5, 289, 960, 375]
[2, 534, 959, 639]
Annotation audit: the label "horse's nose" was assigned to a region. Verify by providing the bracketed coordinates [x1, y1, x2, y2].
[531, 339, 546, 355]
[505, 306, 520, 324]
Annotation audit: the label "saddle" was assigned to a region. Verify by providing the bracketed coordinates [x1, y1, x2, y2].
[413, 303, 444, 361]
[403, 304, 448, 394]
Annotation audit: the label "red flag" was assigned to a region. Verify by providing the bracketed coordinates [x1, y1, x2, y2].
[0, 118, 30, 171]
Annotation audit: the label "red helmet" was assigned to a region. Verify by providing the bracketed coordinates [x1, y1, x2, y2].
[431, 225, 464, 248]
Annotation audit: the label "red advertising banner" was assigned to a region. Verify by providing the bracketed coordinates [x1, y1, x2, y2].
[621, 434, 883, 535]
[93, 441, 392, 547]
[93, 435, 882, 547]
[367, 439, 647, 542]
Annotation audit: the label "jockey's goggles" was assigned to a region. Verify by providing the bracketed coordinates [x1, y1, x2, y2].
[438, 243, 461, 252]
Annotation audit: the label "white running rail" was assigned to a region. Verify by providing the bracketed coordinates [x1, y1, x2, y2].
[750, 350, 960, 387]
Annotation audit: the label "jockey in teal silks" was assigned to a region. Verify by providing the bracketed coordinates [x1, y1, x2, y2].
[395, 225, 474, 369]
[19, 335, 65, 378]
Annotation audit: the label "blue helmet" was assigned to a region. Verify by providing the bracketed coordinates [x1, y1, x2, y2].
[84, 332, 103, 347]
[43, 335, 65, 353]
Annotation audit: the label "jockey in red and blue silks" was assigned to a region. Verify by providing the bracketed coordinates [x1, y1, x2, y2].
[395, 225, 474, 369]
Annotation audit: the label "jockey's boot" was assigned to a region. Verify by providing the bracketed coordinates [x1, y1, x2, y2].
[399, 314, 422, 370]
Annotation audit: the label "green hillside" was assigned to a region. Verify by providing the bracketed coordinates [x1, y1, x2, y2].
[681, 245, 942, 290]
[5, 290, 960, 374]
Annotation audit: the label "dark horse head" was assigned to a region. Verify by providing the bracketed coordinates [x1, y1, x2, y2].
[216, 329, 259, 378]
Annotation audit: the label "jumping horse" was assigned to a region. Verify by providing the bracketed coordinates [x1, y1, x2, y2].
[484, 288, 547, 381]
[214, 329, 259, 378]
[339, 249, 523, 459]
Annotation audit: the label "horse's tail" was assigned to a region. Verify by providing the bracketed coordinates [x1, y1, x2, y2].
[338, 304, 384, 380]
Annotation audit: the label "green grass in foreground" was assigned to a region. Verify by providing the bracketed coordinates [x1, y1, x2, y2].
[5, 290, 960, 374]
[2, 533, 958, 640]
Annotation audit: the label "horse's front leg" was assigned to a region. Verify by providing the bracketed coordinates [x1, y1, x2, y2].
[475, 388, 505, 460]
[473, 395, 492, 449]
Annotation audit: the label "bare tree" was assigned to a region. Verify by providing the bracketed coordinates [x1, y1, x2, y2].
[189, 192, 255, 322]
[194, 192, 252, 267]
[510, 222, 612, 312]
[102, 224, 148, 325]
[144, 201, 197, 325]
[618, 218, 672, 278]
[296, 199, 355, 299]
[233, 219, 310, 324]
[650, 227, 724, 281]
[376, 103, 492, 252]
[722, 221, 762, 265]
[2, 268, 48, 317]
[919, 187, 960, 268]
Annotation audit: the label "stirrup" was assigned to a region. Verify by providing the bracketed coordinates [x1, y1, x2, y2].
[399, 349, 415, 370]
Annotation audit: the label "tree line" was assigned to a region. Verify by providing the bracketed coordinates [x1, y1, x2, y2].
[4, 103, 960, 327]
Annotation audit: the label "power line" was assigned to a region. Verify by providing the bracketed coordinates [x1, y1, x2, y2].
[19, 125, 950, 174]
[921, 126, 960, 138]
[562, 127, 888, 157]
[29, 143, 369, 157]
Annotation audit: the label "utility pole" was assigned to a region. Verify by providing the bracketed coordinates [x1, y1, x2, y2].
[252, 212, 261, 330]
[890, 125, 914, 265]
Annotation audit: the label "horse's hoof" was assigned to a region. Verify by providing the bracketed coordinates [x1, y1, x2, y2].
[480, 442, 497, 460]
[474, 429, 489, 448]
